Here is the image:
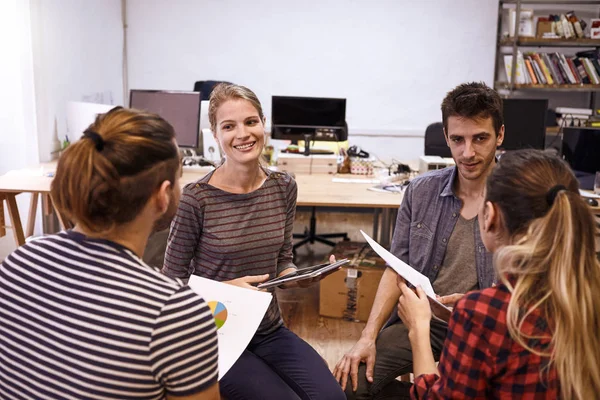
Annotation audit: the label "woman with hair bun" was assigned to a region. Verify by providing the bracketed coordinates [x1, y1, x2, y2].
[0, 107, 220, 399]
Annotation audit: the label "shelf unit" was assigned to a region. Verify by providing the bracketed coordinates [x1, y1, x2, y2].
[495, 0, 600, 99]
[495, 83, 600, 90]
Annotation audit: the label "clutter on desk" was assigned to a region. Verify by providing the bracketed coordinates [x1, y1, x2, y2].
[262, 145, 275, 165]
[281, 144, 301, 154]
[182, 156, 216, 167]
[338, 147, 351, 174]
[367, 180, 409, 194]
[347, 145, 370, 158]
[419, 155, 455, 174]
[349, 157, 374, 175]
[276, 153, 338, 175]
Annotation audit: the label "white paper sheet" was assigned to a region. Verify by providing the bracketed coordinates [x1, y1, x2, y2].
[360, 230, 436, 297]
[187, 276, 272, 379]
[360, 230, 452, 322]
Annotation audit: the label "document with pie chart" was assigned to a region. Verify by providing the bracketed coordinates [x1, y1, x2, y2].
[188, 275, 272, 379]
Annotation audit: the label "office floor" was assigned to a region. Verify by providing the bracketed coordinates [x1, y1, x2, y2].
[278, 241, 365, 370]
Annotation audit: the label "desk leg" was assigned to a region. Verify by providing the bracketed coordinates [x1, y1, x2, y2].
[380, 209, 391, 248]
[42, 193, 53, 216]
[6, 194, 25, 246]
[27, 193, 39, 238]
[390, 208, 398, 239]
[0, 194, 5, 238]
[372, 208, 380, 242]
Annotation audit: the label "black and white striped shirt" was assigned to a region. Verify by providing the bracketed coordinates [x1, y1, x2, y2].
[0, 230, 218, 399]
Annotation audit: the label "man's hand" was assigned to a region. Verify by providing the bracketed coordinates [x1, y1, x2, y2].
[436, 293, 464, 309]
[396, 281, 431, 333]
[333, 337, 376, 392]
[225, 274, 269, 290]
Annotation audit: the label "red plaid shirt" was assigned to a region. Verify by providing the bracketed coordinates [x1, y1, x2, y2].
[412, 284, 560, 399]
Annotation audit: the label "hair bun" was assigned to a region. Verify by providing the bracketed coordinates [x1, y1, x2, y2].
[83, 130, 104, 152]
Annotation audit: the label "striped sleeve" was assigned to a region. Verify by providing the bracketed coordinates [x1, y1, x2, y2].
[277, 176, 297, 275]
[149, 286, 218, 397]
[163, 184, 203, 279]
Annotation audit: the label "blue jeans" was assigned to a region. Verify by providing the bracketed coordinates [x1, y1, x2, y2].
[220, 326, 345, 400]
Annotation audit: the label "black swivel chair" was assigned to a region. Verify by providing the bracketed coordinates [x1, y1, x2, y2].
[292, 208, 349, 257]
[193, 80, 232, 100]
[424, 122, 452, 157]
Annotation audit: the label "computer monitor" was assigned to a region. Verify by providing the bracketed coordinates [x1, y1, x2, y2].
[271, 96, 348, 143]
[500, 98, 548, 151]
[129, 90, 201, 148]
[562, 127, 600, 190]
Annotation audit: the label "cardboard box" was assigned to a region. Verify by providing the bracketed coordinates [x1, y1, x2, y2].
[319, 241, 386, 322]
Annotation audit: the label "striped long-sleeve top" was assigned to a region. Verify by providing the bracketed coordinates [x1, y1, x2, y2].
[0, 230, 218, 399]
[163, 168, 297, 335]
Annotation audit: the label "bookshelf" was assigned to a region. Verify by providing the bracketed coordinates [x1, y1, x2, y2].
[495, 82, 600, 90]
[495, 0, 600, 98]
[500, 37, 600, 47]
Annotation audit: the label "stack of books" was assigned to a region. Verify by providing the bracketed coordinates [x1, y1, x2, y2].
[505, 50, 600, 85]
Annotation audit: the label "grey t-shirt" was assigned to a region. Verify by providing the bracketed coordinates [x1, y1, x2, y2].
[432, 215, 479, 296]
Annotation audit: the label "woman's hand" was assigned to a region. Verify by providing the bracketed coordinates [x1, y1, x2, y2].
[225, 274, 269, 290]
[396, 280, 432, 333]
[436, 293, 464, 310]
[282, 255, 338, 289]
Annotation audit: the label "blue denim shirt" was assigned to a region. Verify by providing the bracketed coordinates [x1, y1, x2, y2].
[390, 166, 496, 291]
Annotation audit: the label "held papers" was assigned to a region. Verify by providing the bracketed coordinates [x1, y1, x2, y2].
[360, 230, 452, 322]
[188, 276, 272, 379]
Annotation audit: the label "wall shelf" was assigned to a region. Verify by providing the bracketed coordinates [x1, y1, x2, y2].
[496, 82, 600, 91]
[499, 37, 600, 47]
[494, 0, 600, 110]
[500, 0, 600, 5]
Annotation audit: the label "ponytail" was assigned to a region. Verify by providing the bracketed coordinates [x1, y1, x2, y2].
[487, 150, 600, 399]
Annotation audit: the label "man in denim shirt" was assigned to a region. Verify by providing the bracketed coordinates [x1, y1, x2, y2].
[335, 82, 502, 399]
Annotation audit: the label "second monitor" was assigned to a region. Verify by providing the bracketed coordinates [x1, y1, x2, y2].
[501, 98, 548, 151]
[130, 89, 201, 149]
[271, 96, 348, 145]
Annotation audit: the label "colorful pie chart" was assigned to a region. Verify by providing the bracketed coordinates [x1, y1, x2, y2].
[207, 301, 228, 330]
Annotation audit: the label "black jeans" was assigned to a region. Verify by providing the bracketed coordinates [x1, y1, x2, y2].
[344, 318, 448, 400]
[220, 326, 346, 400]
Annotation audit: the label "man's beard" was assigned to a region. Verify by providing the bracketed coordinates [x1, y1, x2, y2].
[152, 197, 178, 233]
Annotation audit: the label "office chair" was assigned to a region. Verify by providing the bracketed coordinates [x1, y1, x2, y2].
[424, 122, 452, 157]
[193, 80, 232, 100]
[293, 207, 349, 257]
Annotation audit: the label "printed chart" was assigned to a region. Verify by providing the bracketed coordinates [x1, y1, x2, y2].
[207, 301, 228, 330]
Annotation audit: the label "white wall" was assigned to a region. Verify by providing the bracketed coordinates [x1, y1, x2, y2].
[1, 0, 124, 259]
[0, 1, 42, 259]
[127, 0, 499, 161]
[30, 0, 124, 163]
[0, 1, 39, 175]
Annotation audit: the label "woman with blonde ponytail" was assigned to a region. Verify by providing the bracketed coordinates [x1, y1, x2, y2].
[395, 149, 600, 399]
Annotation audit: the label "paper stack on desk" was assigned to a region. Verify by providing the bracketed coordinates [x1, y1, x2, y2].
[188, 276, 272, 379]
[360, 230, 452, 322]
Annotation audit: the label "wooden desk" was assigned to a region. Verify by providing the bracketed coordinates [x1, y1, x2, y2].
[1, 164, 403, 247]
[0, 164, 59, 247]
